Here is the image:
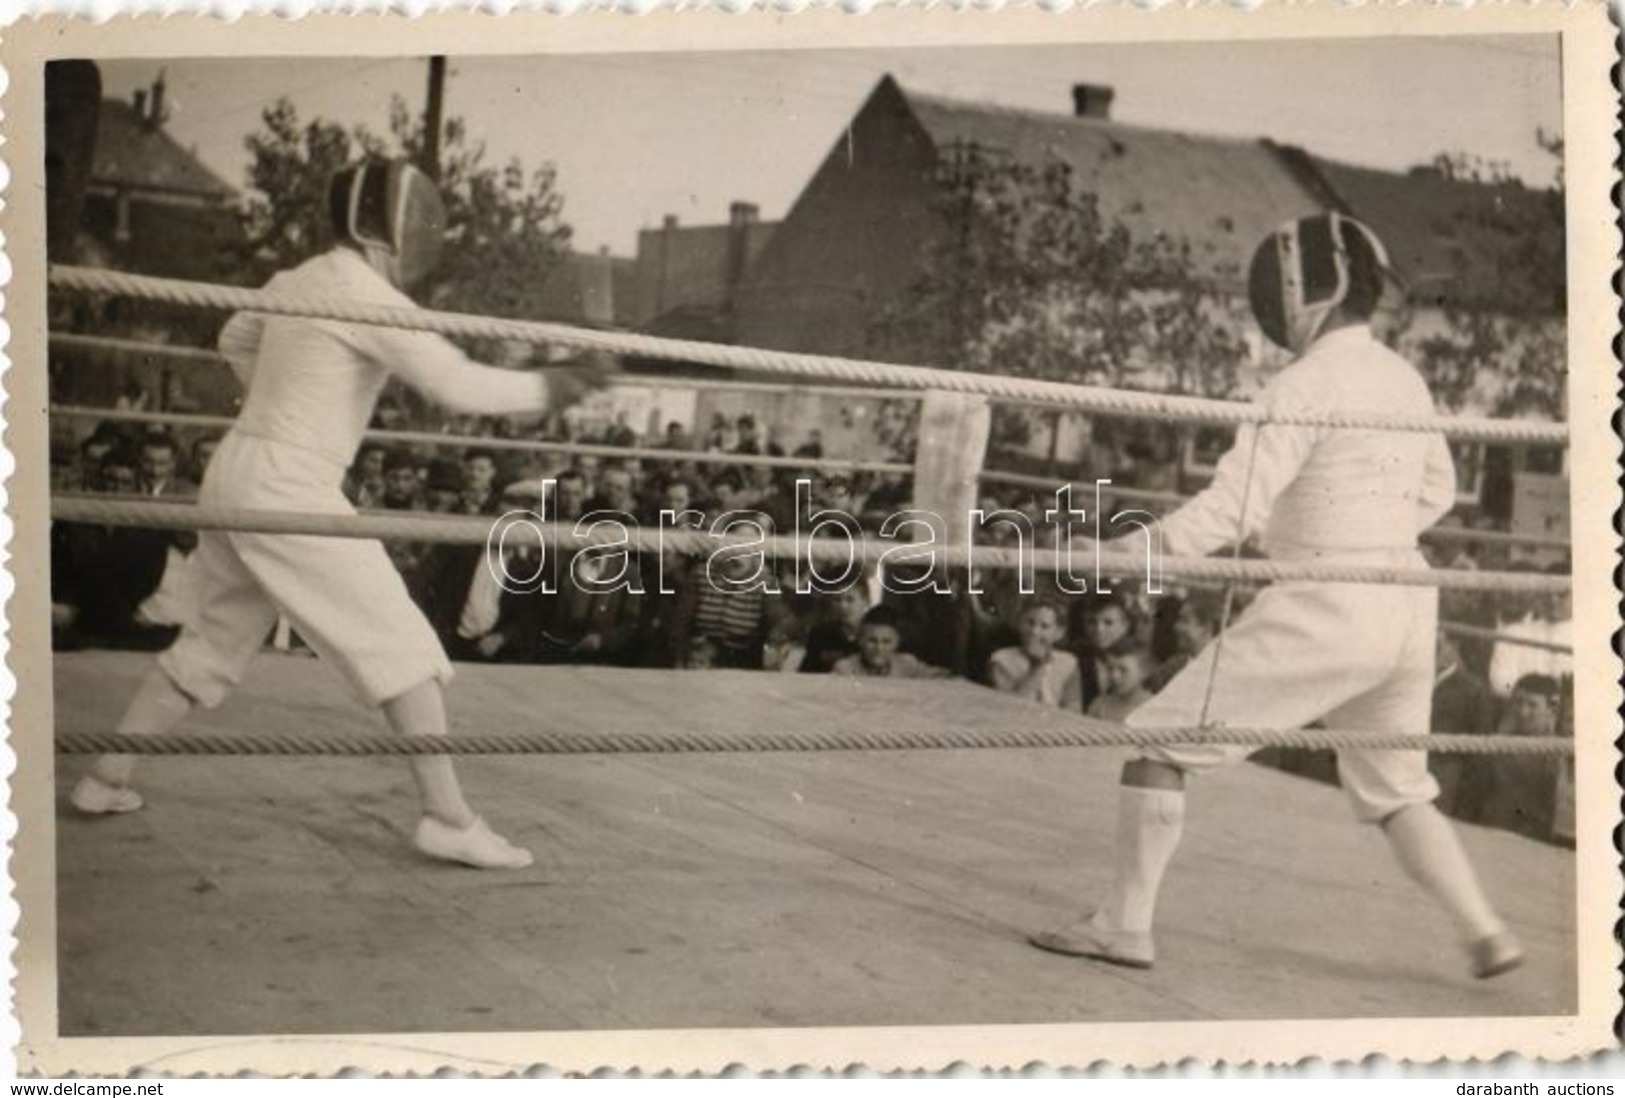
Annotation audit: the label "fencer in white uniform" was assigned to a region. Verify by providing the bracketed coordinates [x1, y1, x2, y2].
[1029, 213, 1524, 979]
[71, 158, 576, 870]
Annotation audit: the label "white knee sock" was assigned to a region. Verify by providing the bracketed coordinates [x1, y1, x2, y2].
[91, 669, 195, 788]
[1383, 803, 1506, 942]
[1102, 786, 1186, 934]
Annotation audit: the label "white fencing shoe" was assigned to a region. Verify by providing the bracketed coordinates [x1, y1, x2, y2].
[69, 775, 145, 815]
[1469, 930, 1525, 979]
[414, 815, 535, 870]
[1028, 912, 1155, 969]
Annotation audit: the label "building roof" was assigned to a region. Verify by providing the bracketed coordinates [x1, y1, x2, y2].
[632, 216, 778, 330]
[533, 250, 638, 328]
[1302, 154, 1563, 315]
[899, 85, 1324, 288]
[92, 98, 235, 200]
[893, 80, 1560, 313]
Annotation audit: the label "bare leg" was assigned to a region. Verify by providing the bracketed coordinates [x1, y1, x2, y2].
[74, 667, 196, 812]
[385, 679, 533, 869]
[1381, 802, 1505, 940]
[1382, 802, 1522, 977]
[380, 679, 476, 829]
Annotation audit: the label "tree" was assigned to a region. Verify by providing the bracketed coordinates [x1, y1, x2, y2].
[235, 95, 572, 322]
[871, 142, 1250, 463]
[1399, 134, 1566, 421]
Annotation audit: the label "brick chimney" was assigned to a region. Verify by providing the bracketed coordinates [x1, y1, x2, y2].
[149, 71, 167, 127]
[1072, 84, 1114, 120]
[726, 201, 759, 305]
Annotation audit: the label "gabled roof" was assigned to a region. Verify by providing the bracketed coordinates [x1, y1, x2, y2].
[92, 99, 235, 200]
[891, 79, 1561, 314]
[898, 85, 1323, 287]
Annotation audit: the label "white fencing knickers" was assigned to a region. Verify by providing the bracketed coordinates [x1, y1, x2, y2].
[158, 431, 454, 709]
[1126, 548, 1440, 823]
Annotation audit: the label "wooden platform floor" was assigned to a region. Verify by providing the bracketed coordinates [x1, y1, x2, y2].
[52, 652, 1576, 1037]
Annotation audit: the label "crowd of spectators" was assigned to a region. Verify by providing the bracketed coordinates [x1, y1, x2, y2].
[49, 407, 1575, 848]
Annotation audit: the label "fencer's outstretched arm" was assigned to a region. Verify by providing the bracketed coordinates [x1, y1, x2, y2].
[219, 309, 555, 416]
[366, 324, 554, 417]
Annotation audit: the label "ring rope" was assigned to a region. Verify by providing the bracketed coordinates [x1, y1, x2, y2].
[49, 266, 1571, 447]
[47, 330, 924, 404]
[54, 725, 1572, 758]
[50, 405, 915, 477]
[52, 404, 1575, 553]
[52, 495, 1572, 594]
[1439, 619, 1574, 655]
[979, 470, 1572, 551]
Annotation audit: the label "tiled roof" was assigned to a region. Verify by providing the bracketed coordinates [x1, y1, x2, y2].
[900, 87, 1324, 287]
[1304, 155, 1563, 315]
[896, 82, 1560, 313]
[92, 99, 235, 199]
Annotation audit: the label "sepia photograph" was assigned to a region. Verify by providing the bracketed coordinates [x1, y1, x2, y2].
[3, 7, 1618, 1076]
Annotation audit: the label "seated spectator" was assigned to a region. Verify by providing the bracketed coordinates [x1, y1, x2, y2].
[1145, 591, 1221, 694]
[1498, 673, 1562, 738]
[741, 463, 778, 510]
[801, 584, 870, 674]
[460, 448, 501, 515]
[988, 600, 1083, 709]
[672, 541, 771, 669]
[662, 421, 692, 452]
[605, 411, 637, 449]
[648, 476, 699, 526]
[1433, 631, 1500, 734]
[586, 463, 639, 518]
[815, 474, 861, 529]
[1480, 672, 1568, 843]
[496, 548, 646, 666]
[762, 600, 808, 673]
[706, 470, 745, 518]
[1070, 591, 1139, 710]
[422, 458, 466, 513]
[864, 472, 911, 515]
[550, 466, 591, 523]
[189, 433, 221, 485]
[138, 431, 197, 499]
[637, 495, 704, 669]
[1429, 631, 1502, 824]
[380, 449, 424, 511]
[1086, 639, 1154, 723]
[58, 422, 125, 493]
[831, 605, 949, 679]
[793, 429, 824, 460]
[343, 442, 387, 507]
[51, 446, 177, 651]
[683, 635, 720, 671]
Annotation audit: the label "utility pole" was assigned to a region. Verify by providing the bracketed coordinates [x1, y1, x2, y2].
[423, 56, 446, 180]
